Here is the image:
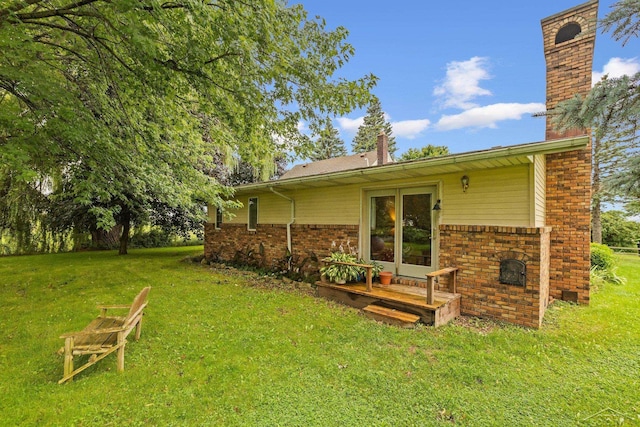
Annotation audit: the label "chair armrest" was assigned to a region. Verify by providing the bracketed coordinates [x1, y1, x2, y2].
[98, 304, 131, 317]
[98, 304, 131, 309]
[60, 326, 126, 339]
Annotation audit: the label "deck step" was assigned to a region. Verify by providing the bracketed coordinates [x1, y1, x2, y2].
[363, 304, 421, 328]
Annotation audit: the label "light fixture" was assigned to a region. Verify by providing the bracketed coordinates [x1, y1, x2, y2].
[461, 175, 469, 192]
[432, 199, 441, 211]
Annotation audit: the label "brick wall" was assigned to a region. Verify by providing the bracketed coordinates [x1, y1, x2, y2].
[439, 225, 551, 328]
[545, 149, 591, 303]
[542, 1, 596, 303]
[204, 223, 358, 269]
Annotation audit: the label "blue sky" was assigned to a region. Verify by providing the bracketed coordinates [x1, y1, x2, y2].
[297, 0, 639, 156]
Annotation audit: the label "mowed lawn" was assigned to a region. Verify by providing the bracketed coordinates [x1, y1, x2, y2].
[1, 247, 638, 426]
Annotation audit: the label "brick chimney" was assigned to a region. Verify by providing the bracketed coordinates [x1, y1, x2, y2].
[377, 132, 389, 165]
[542, 0, 598, 140]
[541, 0, 597, 306]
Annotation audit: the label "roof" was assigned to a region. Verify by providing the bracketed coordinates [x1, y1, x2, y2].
[237, 136, 589, 194]
[280, 150, 390, 179]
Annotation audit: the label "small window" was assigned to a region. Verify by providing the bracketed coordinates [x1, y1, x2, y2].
[215, 207, 223, 229]
[248, 197, 258, 231]
[555, 23, 581, 44]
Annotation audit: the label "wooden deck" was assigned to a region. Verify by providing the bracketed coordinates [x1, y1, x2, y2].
[316, 282, 461, 327]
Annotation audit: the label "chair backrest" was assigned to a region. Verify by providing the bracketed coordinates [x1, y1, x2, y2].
[125, 287, 151, 324]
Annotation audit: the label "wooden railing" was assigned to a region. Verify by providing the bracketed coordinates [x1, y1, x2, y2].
[426, 267, 458, 305]
[322, 261, 374, 292]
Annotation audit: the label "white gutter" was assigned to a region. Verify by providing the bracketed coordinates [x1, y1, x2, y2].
[269, 187, 295, 253]
[236, 136, 589, 193]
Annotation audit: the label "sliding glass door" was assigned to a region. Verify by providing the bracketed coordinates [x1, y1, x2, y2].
[367, 187, 436, 277]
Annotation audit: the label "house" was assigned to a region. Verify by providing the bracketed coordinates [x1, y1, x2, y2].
[205, 0, 597, 328]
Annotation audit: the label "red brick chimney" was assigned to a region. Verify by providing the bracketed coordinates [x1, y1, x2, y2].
[542, 0, 597, 140]
[377, 132, 389, 165]
[541, 0, 597, 305]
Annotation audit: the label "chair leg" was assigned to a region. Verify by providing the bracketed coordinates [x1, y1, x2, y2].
[63, 337, 74, 382]
[134, 317, 143, 341]
[117, 332, 126, 372]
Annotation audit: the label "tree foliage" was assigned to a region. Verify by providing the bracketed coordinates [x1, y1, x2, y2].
[601, 210, 640, 248]
[0, 0, 375, 253]
[352, 96, 396, 155]
[309, 121, 347, 161]
[552, 74, 640, 242]
[398, 144, 449, 161]
[601, 0, 640, 46]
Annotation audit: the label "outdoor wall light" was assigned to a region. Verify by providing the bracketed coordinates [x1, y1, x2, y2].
[461, 175, 470, 192]
[432, 199, 441, 211]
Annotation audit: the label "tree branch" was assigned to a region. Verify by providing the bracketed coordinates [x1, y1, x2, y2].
[21, 19, 134, 72]
[12, 0, 102, 21]
[0, 0, 46, 21]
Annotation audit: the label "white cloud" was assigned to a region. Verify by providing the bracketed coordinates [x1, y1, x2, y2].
[436, 103, 546, 131]
[593, 57, 640, 84]
[391, 119, 431, 139]
[336, 116, 364, 134]
[296, 121, 306, 132]
[433, 56, 492, 110]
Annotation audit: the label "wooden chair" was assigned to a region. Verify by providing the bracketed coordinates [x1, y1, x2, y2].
[58, 287, 150, 384]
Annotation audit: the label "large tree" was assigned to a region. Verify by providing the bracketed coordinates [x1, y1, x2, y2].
[0, 0, 376, 254]
[309, 121, 347, 161]
[552, 74, 640, 243]
[352, 96, 396, 155]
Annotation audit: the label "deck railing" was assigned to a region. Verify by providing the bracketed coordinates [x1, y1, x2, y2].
[321, 261, 374, 292]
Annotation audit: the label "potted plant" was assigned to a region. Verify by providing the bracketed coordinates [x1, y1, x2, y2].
[378, 271, 393, 285]
[320, 251, 362, 284]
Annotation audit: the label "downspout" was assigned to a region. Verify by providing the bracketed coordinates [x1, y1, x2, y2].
[269, 187, 295, 253]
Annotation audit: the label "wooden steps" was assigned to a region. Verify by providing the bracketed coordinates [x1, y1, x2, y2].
[363, 304, 421, 328]
[316, 282, 460, 327]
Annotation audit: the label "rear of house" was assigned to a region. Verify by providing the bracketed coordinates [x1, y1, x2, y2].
[204, 0, 597, 328]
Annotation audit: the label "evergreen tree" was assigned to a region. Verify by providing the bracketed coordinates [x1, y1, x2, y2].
[399, 145, 449, 161]
[352, 96, 396, 155]
[310, 122, 347, 161]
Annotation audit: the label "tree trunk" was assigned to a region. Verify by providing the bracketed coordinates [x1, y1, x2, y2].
[90, 225, 122, 250]
[591, 202, 602, 244]
[591, 139, 602, 244]
[119, 207, 131, 255]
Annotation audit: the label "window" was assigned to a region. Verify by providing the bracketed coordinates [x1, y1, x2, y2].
[215, 207, 223, 229]
[248, 197, 258, 230]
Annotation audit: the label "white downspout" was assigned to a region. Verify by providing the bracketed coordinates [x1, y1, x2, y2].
[269, 187, 295, 253]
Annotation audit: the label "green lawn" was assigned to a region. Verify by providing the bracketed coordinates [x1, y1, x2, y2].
[1, 248, 639, 426]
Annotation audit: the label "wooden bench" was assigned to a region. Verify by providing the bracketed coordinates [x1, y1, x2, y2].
[426, 267, 458, 305]
[321, 260, 374, 291]
[58, 287, 150, 384]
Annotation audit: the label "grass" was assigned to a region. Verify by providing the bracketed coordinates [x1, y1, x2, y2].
[1, 248, 639, 426]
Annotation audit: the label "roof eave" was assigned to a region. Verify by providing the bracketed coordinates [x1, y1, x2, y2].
[234, 136, 588, 193]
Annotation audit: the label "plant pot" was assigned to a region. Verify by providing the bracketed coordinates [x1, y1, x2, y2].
[335, 278, 347, 285]
[379, 271, 393, 285]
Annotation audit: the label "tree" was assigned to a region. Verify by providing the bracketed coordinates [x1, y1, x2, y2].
[552, 1, 640, 243]
[352, 96, 396, 155]
[601, 210, 640, 248]
[0, 0, 376, 254]
[553, 74, 640, 243]
[310, 121, 347, 161]
[399, 145, 449, 161]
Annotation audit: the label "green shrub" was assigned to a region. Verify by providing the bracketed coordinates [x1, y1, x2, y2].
[590, 243, 625, 285]
[129, 229, 172, 248]
[590, 243, 615, 271]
